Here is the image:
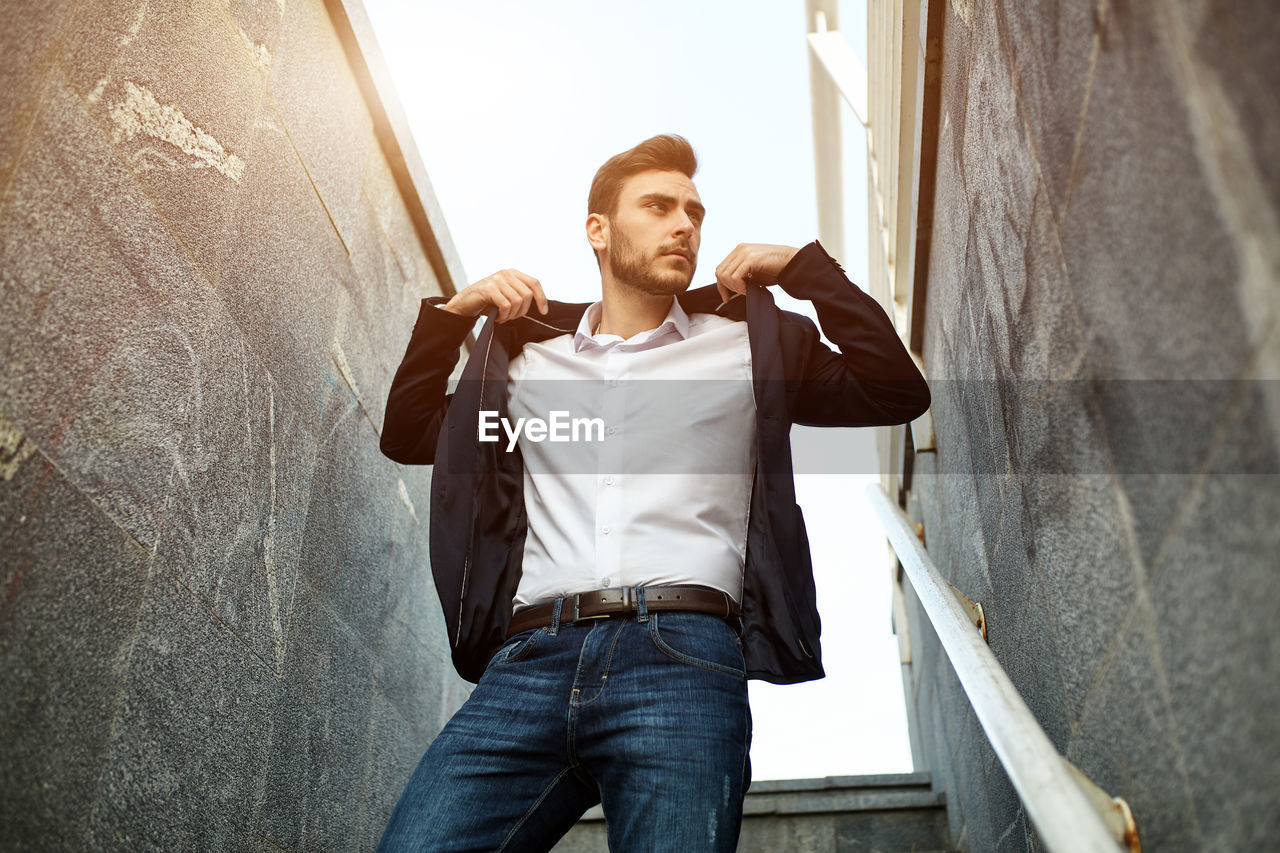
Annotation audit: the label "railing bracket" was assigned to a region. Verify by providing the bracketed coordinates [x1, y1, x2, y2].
[1062, 760, 1141, 852]
[947, 582, 987, 643]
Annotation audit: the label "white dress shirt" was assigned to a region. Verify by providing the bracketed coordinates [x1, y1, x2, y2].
[506, 298, 756, 608]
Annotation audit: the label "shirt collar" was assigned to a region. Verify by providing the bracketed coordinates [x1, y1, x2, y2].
[572, 298, 691, 352]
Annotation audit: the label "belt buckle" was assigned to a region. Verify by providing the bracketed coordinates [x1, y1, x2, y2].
[572, 587, 630, 623]
[571, 593, 608, 624]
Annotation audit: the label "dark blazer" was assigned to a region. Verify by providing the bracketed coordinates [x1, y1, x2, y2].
[381, 241, 930, 684]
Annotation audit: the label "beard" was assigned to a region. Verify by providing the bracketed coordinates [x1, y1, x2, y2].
[606, 225, 697, 297]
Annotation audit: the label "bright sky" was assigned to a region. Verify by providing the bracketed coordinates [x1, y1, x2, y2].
[361, 0, 913, 780]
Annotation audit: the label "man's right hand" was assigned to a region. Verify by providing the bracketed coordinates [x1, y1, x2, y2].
[443, 269, 549, 324]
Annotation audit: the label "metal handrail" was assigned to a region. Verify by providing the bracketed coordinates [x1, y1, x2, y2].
[866, 484, 1129, 853]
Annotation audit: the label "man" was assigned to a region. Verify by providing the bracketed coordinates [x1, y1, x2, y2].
[377, 135, 929, 851]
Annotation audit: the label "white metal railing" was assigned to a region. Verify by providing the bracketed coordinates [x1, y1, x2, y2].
[866, 484, 1139, 853]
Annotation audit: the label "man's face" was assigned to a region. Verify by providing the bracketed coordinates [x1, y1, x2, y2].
[603, 170, 704, 296]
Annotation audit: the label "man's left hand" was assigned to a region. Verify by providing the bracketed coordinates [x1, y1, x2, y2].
[714, 243, 799, 303]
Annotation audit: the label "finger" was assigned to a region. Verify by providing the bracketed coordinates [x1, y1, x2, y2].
[723, 254, 753, 295]
[507, 269, 548, 315]
[715, 252, 742, 295]
[717, 273, 745, 296]
[507, 269, 540, 289]
[501, 267, 547, 313]
[716, 281, 733, 303]
[494, 272, 532, 320]
[513, 279, 534, 320]
[720, 244, 758, 292]
[483, 281, 514, 323]
[531, 279, 549, 314]
[494, 280, 525, 323]
[714, 245, 742, 284]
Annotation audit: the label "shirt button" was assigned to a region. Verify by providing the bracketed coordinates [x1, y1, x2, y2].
[602, 577, 612, 587]
[604, 476, 614, 486]
[601, 525, 611, 535]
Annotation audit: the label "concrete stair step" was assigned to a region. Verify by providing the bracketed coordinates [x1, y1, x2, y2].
[744, 772, 944, 815]
[739, 773, 951, 853]
[554, 773, 954, 852]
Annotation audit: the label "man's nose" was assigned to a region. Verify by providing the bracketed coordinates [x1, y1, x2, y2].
[672, 211, 695, 236]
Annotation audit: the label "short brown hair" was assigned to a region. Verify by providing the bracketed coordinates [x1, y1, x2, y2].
[587, 134, 699, 218]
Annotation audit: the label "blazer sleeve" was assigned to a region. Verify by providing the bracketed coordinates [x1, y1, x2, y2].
[775, 241, 931, 427]
[380, 298, 477, 464]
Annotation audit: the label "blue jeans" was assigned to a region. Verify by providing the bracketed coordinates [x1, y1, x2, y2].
[377, 610, 752, 852]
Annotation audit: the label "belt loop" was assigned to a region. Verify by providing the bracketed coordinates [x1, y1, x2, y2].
[635, 585, 649, 623]
[549, 598, 564, 636]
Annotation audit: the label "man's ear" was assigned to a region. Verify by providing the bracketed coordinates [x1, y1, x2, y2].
[586, 213, 608, 254]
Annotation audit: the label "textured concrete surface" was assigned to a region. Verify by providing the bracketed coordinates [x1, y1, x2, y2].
[0, 433, 151, 851]
[902, 1, 1280, 852]
[0, 0, 464, 848]
[901, 1, 1280, 850]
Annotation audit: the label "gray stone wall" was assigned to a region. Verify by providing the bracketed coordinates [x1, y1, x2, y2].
[902, 1, 1280, 851]
[0, 0, 467, 848]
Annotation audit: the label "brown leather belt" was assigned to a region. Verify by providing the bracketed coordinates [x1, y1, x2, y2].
[507, 585, 740, 638]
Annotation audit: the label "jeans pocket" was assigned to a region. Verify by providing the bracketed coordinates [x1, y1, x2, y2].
[484, 628, 543, 672]
[648, 612, 746, 679]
